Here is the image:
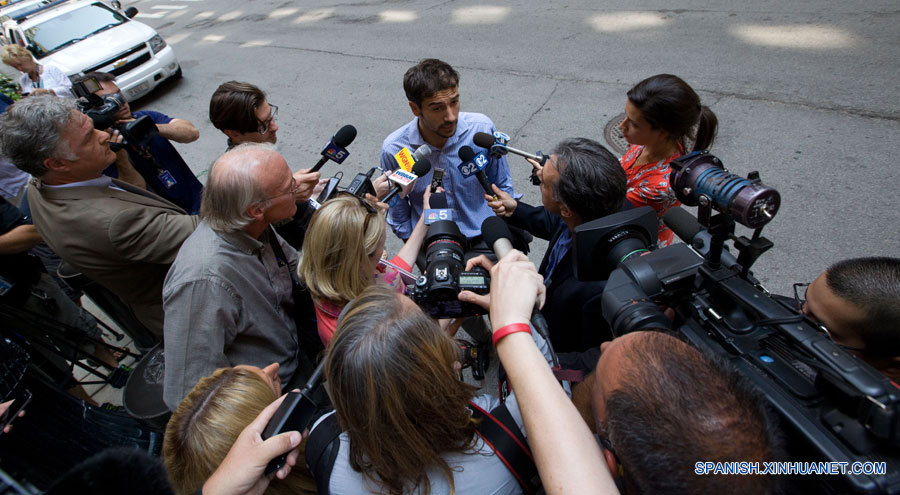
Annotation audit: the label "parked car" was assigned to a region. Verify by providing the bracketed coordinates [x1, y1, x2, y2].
[0, 0, 67, 28]
[2, 0, 180, 101]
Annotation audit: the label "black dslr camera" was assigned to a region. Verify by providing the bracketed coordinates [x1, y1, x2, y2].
[71, 76, 158, 149]
[407, 220, 489, 318]
[576, 151, 900, 493]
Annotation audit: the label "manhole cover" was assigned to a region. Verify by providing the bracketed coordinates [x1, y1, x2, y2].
[603, 112, 629, 155]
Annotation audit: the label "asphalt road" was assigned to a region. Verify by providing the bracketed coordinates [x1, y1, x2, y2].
[31, 0, 900, 296]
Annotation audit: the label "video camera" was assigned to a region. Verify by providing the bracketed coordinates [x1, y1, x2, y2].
[407, 220, 490, 319]
[575, 151, 900, 493]
[71, 76, 158, 149]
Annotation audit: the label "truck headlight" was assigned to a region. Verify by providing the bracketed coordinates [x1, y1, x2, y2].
[148, 35, 167, 54]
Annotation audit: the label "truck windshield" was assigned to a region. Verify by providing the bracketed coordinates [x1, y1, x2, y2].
[24, 3, 126, 58]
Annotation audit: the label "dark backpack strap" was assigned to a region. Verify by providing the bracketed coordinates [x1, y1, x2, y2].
[267, 227, 324, 361]
[305, 411, 342, 495]
[469, 401, 539, 494]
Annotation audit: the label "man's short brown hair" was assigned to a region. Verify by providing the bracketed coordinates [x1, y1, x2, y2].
[208, 81, 267, 134]
[402, 58, 459, 107]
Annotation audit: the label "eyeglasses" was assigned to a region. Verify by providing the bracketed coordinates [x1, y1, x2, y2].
[792, 282, 810, 313]
[792, 282, 866, 352]
[336, 191, 379, 232]
[260, 177, 300, 203]
[258, 104, 278, 134]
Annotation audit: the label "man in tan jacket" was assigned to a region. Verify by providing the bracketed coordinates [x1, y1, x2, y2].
[0, 96, 199, 335]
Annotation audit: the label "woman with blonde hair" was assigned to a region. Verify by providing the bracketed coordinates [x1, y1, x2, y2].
[306, 284, 552, 494]
[0, 45, 72, 97]
[299, 191, 433, 346]
[162, 364, 316, 495]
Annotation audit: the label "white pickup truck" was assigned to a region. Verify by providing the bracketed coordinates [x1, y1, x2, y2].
[2, 0, 180, 101]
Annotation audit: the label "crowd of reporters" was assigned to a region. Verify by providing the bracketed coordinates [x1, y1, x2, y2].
[0, 56, 898, 495]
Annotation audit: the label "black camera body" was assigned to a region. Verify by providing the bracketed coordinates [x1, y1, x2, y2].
[72, 76, 158, 149]
[602, 239, 900, 493]
[578, 153, 900, 493]
[407, 220, 489, 319]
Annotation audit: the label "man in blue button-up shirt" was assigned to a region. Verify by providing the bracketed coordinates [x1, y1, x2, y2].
[380, 59, 517, 242]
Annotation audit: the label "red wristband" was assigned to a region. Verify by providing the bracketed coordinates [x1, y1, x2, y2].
[492, 323, 532, 346]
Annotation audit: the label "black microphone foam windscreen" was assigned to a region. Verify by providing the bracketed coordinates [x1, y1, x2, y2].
[473, 132, 495, 149]
[663, 207, 702, 243]
[430, 192, 447, 209]
[482, 216, 512, 249]
[412, 157, 432, 176]
[458, 145, 476, 162]
[333, 125, 357, 147]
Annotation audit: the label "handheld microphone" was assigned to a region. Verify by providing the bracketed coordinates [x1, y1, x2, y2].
[424, 191, 452, 225]
[458, 146, 495, 199]
[262, 360, 325, 476]
[429, 192, 447, 209]
[311, 124, 357, 173]
[481, 215, 515, 259]
[481, 216, 554, 352]
[382, 157, 432, 205]
[413, 144, 432, 163]
[394, 144, 433, 172]
[473, 131, 548, 166]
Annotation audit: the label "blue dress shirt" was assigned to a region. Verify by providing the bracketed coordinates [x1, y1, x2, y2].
[380, 112, 516, 239]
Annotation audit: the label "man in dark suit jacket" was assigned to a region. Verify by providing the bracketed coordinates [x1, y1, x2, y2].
[484, 138, 627, 352]
[0, 96, 199, 335]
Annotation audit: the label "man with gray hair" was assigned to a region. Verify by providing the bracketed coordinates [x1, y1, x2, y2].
[0, 95, 199, 336]
[479, 138, 628, 353]
[162, 143, 303, 409]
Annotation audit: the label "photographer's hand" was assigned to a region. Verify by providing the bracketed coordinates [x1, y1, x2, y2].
[458, 255, 495, 309]
[486, 185, 516, 217]
[0, 399, 25, 435]
[309, 178, 329, 202]
[487, 252, 614, 495]
[363, 194, 390, 213]
[202, 392, 304, 495]
[525, 157, 543, 172]
[109, 130, 146, 189]
[372, 172, 390, 200]
[488, 251, 545, 330]
[292, 169, 321, 203]
[458, 251, 545, 318]
[422, 186, 444, 210]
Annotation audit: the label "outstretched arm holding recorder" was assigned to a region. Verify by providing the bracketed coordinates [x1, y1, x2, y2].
[202, 392, 304, 495]
[460, 251, 617, 495]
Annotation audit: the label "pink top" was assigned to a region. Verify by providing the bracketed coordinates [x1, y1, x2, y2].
[315, 255, 412, 347]
[619, 144, 683, 247]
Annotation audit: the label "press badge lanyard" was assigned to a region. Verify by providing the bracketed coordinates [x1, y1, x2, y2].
[132, 144, 177, 189]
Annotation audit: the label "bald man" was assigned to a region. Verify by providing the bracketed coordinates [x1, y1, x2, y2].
[162, 143, 303, 409]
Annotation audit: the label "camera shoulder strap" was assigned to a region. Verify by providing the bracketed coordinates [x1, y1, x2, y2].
[305, 411, 341, 495]
[469, 401, 540, 494]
